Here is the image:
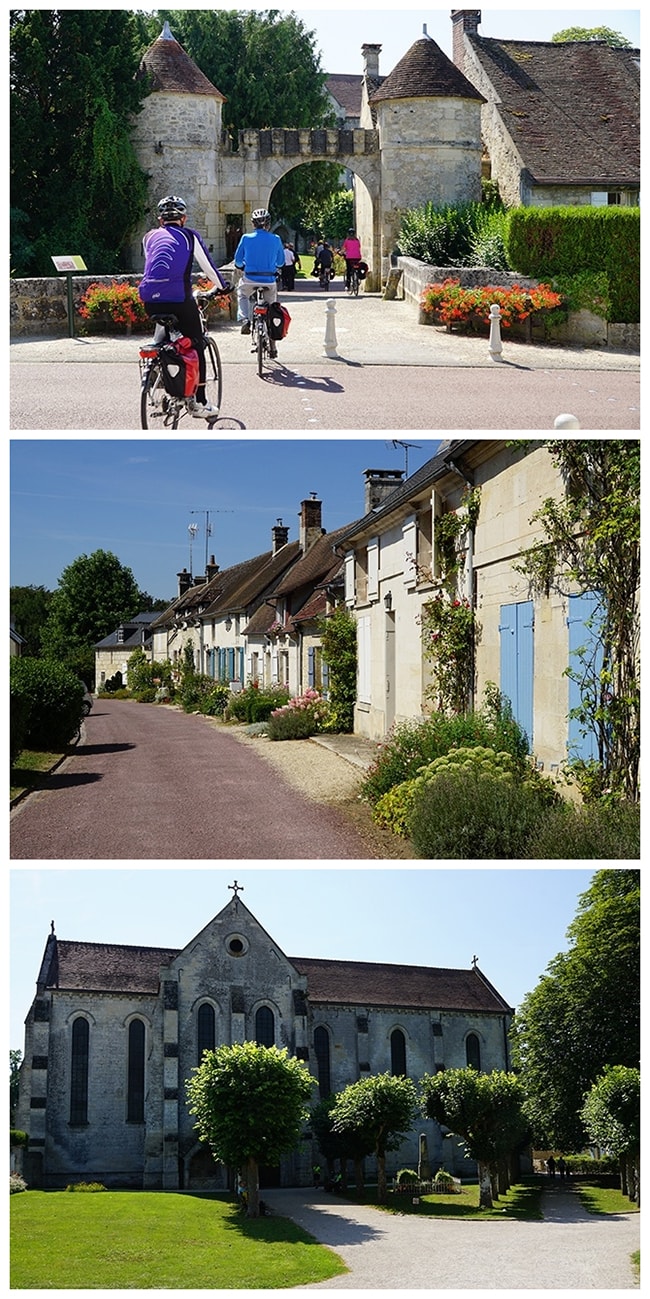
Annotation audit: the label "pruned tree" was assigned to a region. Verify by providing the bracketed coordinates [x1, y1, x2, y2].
[186, 1042, 314, 1217]
[581, 1066, 640, 1205]
[331, 1073, 418, 1203]
[421, 1068, 527, 1209]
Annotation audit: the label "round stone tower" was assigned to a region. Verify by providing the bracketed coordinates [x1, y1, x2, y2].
[367, 35, 485, 272]
[129, 22, 225, 268]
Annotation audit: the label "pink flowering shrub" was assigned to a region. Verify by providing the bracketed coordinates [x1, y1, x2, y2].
[267, 688, 331, 741]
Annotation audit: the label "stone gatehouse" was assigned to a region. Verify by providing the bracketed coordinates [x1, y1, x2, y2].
[128, 22, 484, 288]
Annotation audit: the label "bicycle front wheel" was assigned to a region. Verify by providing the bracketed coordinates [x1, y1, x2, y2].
[141, 360, 175, 429]
[203, 336, 223, 414]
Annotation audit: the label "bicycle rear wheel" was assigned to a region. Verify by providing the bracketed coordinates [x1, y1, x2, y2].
[203, 336, 223, 414]
[141, 360, 179, 429]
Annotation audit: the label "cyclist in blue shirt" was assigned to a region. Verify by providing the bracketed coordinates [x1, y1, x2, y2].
[139, 195, 230, 418]
[234, 209, 285, 354]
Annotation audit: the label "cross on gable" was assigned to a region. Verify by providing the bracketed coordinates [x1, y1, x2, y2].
[229, 880, 244, 906]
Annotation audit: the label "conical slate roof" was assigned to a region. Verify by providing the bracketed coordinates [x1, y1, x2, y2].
[370, 36, 484, 103]
[140, 21, 226, 100]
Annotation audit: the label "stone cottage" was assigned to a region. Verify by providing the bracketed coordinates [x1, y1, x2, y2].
[16, 889, 514, 1190]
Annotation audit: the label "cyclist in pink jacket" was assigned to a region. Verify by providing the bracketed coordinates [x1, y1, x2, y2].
[341, 229, 362, 291]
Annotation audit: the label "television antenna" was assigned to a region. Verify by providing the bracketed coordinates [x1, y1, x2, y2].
[187, 523, 199, 574]
[390, 439, 422, 478]
[190, 507, 234, 571]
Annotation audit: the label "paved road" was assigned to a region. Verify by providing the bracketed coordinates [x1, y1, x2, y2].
[264, 1186, 640, 1290]
[10, 700, 370, 861]
[11, 287, 640, 431]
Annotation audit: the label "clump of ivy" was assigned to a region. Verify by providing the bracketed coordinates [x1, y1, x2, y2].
[317, 605, 357, 733]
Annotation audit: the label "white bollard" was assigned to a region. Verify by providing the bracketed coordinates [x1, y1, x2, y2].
[488, 303, 503, 361]
[324, 298, 338, 357]
[553, 413, 581, 429]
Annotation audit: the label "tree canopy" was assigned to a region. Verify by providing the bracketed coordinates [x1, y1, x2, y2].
[511, 870, 640, 1151]
[552, 27, 633, 48]
[10, 9, 150, 275]
[186, 1042, 314, 1216]
[10, 586, 53, 657]
[581, 1065, 640, 1203]
[40, 550, 143, 681]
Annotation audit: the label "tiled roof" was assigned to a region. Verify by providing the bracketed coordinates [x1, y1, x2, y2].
[49, 941, 177, 994]
[335, 439, 478, 544]
[325, 73, 363, 117]
[274, 525, 354, 596]
[370, 37, 484, 104]
[208, 542, 301, 615]
[42, 939, 511, 1012]
[140, 26, 226, 99]
[469, 36, 640, 185]
[292, 957, 512, 1013]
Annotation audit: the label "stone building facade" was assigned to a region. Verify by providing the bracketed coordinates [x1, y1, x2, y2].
[17, 893, 513, 1190]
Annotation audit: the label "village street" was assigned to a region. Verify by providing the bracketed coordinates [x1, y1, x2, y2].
[10, 285, 640, 432]
[10, 699, 377, 861]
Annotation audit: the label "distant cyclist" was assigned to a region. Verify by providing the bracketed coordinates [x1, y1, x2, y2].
[234, 209, 285, 352]
[313, 240, 334, 282]
[139, 195, 230, 419]
[341, 228, 362, 291]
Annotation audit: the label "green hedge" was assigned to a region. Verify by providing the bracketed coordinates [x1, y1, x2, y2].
[10, 658, 84, 753]
[505, 207, 640, 322]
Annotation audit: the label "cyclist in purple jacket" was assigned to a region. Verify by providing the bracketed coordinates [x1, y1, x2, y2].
[139, 195, 230, 418]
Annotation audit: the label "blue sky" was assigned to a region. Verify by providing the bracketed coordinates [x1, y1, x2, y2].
[9, 866, 597, 1053]
[293, 7, 641, 72]
[10, 438, 440, 601]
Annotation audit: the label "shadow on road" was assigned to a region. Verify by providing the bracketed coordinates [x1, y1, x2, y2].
[260, 364, 345, 392]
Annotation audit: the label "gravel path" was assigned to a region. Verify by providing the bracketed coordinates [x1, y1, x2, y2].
[264, 1187, 640, 1290]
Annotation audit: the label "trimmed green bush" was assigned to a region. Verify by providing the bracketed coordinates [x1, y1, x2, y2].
[505, 206, 640, 322]
[10, 1131, 28, 1148]
[525, 798, 640, 860]
[408, 766, 554, 859]
[399, 197, 506, 266]
[361, 702, 529, 806]
[10, 658, 84, 752]
[64, 1182, 107, 1192]
[267, 691, 330, 741]
[395, 1168, 419, 1185]
[225, 682, 291, 724]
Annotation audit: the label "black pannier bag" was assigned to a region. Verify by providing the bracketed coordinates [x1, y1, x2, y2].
[268, 302, 291, 340]
[158, 337, 199, 398]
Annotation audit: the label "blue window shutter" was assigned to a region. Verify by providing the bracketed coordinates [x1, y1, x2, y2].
[499, 601, 534, 750]
[238, 647, 245, 682]
[308, 646, 315, 687]
[227, 647, 235, 679]
[567, 592, 604, 762]
[322, 658, 329, 691]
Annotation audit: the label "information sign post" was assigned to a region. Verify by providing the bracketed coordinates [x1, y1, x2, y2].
[51, 255, 88, 339]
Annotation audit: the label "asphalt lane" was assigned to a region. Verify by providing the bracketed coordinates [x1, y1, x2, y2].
[10, 287, 640, 431]
[264, 1186, 640, 1289]
[10, 700, 370, 861]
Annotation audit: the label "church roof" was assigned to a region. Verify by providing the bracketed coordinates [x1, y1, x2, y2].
[139, 22, 226, 100]
[370, 37, 484, 104]
[466, 36, 640, 186]
[42, 939, 511, 1012]
[291, 957, 512, 1013]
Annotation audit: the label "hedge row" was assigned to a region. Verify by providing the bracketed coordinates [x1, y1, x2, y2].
[10, 658, 85, 758]
[506, 207, 640, 323]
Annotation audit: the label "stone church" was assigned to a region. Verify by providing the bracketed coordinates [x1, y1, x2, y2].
[17, 888, 513, 1190]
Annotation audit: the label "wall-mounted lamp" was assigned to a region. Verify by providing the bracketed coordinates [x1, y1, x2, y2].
[384, 591, 393, 611]
[154, 140, 164, 154]
[224, 616, 233, 632]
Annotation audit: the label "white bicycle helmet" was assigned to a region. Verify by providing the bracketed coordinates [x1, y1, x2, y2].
[252, 208, 270, 227]
[158, 195, 187, 222]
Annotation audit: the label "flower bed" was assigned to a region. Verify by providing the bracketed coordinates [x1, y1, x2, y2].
[421, 278, 564, 336]
[78, 280, 150, 333]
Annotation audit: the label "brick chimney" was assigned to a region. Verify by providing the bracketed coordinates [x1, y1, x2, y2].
[299, 494, 324, 552]
[362, 43, 381, 79]
[177, 567, 193, 597]
[272, 519, 290, 554]
[364, 468, 404, 514]
[451, 10, 481, 71]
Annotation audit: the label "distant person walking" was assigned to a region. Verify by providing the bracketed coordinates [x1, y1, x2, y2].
[281, 243, 300, 290]
[546, 1156, 556, 1179]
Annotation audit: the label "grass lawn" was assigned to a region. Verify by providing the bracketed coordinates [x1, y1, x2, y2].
[10, 1191, 348, 1289]
[575, 1181, 640, 1215]
[10, 748, 66, 802]
[340, 1179, 543, 1221]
